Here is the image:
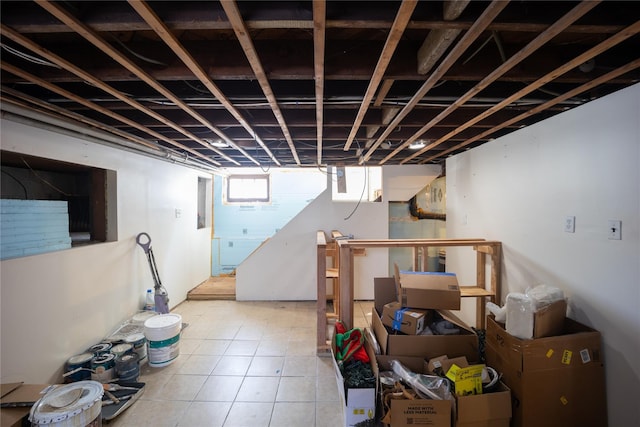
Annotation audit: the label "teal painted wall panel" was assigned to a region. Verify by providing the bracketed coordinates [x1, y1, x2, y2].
[211, 170, 325, 276]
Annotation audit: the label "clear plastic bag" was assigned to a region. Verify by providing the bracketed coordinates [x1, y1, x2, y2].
[390, 360, 452, 401]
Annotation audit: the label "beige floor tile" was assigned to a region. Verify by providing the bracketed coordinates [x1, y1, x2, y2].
[151, 374, 207, 401]
[247, 356, 285, 376]
[255, 340, 287, 356]
[316, 356, 336, 377]
[315, 401, 345, 427]
[282, 356, 317, 377]
[223, 402, 273, 427]
[235, 324, 266, 340]
[285, 339, 317, 356]
[177, 354, 221, 375]
[212, 355, 252, 376]
[269, 402, 315, 427]
[179, 338, 204, 355]
[107, 399, 190, 427]
[316, 375, 340, 402]
[176, 401, 232, 427]
[194, 339, 231, 355]
[236, 376, 280, 402]
[276, 377, 316, 402]
[206, 323, 242, 340]
[195, 375, 243, 401]
[225, 340, 259, 356]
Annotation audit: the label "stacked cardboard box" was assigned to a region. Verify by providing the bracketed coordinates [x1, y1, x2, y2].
[485, 316, 607, 427]
[373, 274, 512, 427]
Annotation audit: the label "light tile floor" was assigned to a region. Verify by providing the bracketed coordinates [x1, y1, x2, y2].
[108, 300, 375, 427]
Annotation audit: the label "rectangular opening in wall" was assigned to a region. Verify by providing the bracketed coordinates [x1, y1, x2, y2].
[1, 151, 116, 259]
[331, 166, 382, 202]
[198, 176, 212, 229]
[224, 174, 270, 204]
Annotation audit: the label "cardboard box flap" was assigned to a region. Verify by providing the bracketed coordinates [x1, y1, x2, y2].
[437, 309, 475, 334]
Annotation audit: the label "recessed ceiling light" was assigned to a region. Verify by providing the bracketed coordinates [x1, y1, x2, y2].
[409, 140, 426, 150]
[207, 139, 229, 148]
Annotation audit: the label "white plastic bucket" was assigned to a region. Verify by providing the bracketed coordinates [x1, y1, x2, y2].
[144, 313, 182, 367]
[30, 380, 103, 427]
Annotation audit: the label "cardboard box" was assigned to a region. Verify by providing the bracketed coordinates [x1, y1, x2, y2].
[395, 264, 461, 310]
[455, 382, 512, 427]
[533, 299, 567, 338]
[373, 277, 478, 360]
[390, 398, 452, 427]
[1, 383, 52, 427]
[381, 302, 429, 335]
[331, 328, 377, 427]
[426, 355, 469, 376]
[485, 316, 607, 427]
[377, 356, 511, 427]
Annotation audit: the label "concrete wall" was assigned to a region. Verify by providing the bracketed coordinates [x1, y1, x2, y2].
[446, 84, 640, 427]
[0, 119, 212, 383]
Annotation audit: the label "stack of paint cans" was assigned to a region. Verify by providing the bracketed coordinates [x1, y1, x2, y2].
[63, 352, 94, 383]
[124, 332, 148, 365]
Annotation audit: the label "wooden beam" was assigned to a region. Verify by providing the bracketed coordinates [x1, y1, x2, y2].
[220, 0, 300, 165]
[313, 0, 326, 165]
[443, 0, 471, 21]
[1, 62, 221, 165]
[395, 0, 602, 164]
[413, 18, 640, 164]
[0, 23, 235, 165]
[343, 0, 417, 151]
[35, 0, 253, 165]
[128, 0, 280, 167]
[425, 57, 640, 162]
[374, 79, 395, 107]
[361, 0, 509, 164]
[417, 28, 461, 75]
[1, 88, 163, 153]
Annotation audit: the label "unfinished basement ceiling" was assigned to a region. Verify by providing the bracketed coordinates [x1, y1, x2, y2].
[1, 1, 638, 170]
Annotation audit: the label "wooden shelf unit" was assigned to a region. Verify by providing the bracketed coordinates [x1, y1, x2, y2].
[316, 237, 502, 353]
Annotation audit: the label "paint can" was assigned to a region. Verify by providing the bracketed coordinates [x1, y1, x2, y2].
[124, 332, 147, 364]
[115, 353, 140, 382]
[90, 353, 115, 383]
[87, 342, 111, 356]
[131, 311, 157, 326]
[110, 343, 133, 358]
[64, 352, 94, 383]
[29, 380, 103, 427]
[144, 313, 182, 367]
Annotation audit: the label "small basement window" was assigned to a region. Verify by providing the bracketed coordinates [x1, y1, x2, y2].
[0, 151, 117, 259]
[224, 174, 270, 204]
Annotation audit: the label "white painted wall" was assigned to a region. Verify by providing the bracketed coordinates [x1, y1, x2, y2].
[446, 84, 640, 427]
[0, 119, 212, 383]
[236, 165, 441, 301]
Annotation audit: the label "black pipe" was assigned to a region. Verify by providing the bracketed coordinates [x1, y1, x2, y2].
[409, 196, 446, 221]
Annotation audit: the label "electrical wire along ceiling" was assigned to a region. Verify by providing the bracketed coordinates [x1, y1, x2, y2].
[1, 1, 639, 170]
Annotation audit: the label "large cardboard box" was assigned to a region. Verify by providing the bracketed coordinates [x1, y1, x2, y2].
[376, 357, 511, 427]
[381, 302, 429, 335]
[1, 383, 52, 427]
[455, 382, 512, 427]
[331, 328, 378, 427]
[395, 264, 461, 310]
[373, 277, 478, 360]
[485, 316, 607, 427]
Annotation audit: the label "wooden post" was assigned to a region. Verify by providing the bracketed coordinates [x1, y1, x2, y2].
[316, 231, 329, 354]
[338, 240, 354, 329]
